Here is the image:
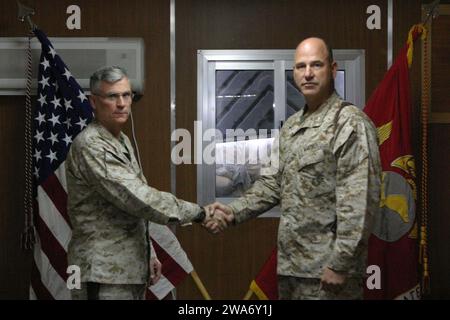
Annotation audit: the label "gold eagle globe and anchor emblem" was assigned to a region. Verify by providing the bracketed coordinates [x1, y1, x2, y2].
[372, 122, 417, 242]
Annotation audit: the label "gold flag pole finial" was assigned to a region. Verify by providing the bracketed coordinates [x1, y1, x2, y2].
[422, 0, 440, 25]
[17, 1, 37, 31]
[405, 0, 440, 68]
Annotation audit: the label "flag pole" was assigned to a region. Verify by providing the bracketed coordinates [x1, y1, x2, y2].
[421, 0, 440, 26]
[17, 1, 37, 31]
[18, 1, 37, 250]
[190, 270, 212, 300]
[420, 28, 430, 295]
[243, 288, 253, 300]
[418, 0, 441, 292]
[417, 0, 440, 297]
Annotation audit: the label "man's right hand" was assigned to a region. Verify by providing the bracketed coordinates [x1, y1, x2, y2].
[202, 202, 235, 234]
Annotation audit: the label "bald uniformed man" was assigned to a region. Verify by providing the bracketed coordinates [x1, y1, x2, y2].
[210, 37, 381, 300]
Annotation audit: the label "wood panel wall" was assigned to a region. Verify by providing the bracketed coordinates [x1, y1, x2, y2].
[0, 95, 27, 299]
[427, 4, 450, 299]
[0, 0, 171, 299]
[429, 126, 450, 299]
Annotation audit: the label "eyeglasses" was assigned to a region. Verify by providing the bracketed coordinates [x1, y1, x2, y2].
[92, 91, 135, 102]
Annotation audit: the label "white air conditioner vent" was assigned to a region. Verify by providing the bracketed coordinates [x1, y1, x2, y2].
[0, 37, 144, 95]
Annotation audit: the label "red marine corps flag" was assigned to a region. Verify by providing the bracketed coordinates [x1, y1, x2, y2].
[146, 223, 194, 300]
[363, 25, 427, 300]
[243, 247, 278, 300]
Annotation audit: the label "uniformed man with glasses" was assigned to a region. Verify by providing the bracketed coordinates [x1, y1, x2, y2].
[65, 66, 229, 300]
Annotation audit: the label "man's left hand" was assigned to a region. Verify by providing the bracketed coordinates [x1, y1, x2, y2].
[149, 257, 162, 285]
[320, 267, 346, 292]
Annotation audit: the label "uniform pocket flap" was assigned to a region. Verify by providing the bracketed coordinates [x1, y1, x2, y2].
[297, 149, 325, 171]
[104, 151, 137, 180]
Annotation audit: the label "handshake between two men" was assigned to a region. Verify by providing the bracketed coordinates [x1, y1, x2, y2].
[200, 202, 235, 234]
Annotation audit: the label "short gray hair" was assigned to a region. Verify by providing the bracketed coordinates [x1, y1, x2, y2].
[89, 66, 129, 93]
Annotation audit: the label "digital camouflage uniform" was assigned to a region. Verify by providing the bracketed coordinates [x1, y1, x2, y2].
[66, 121, 201, 299]
[228, 92, 381, 299]
[277, 275, 363, 300]
[70, 283, 146, 300]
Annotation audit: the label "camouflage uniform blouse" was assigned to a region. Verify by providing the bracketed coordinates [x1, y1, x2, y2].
[228, 92, 381, 278]
[66, 121, 201, 284]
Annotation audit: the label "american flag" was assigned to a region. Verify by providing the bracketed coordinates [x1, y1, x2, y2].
[30, 28, 93, 299]
[147, 223, 193, 300]
[30, 29, 193, 299]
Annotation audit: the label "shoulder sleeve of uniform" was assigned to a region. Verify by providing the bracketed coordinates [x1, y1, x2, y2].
[228, 174, 281, 224]
[228, 133, 282, 224]
[75, 136, 201, 225]
[332, 106, 377, 159]
[327, 106, 381, 272]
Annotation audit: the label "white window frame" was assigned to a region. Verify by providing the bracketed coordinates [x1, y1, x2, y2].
[197, 49, 365, 217]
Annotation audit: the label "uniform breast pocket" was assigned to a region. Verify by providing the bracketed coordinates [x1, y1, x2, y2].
[104, 151, 137, 181]
[296, 149, 335, 198]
